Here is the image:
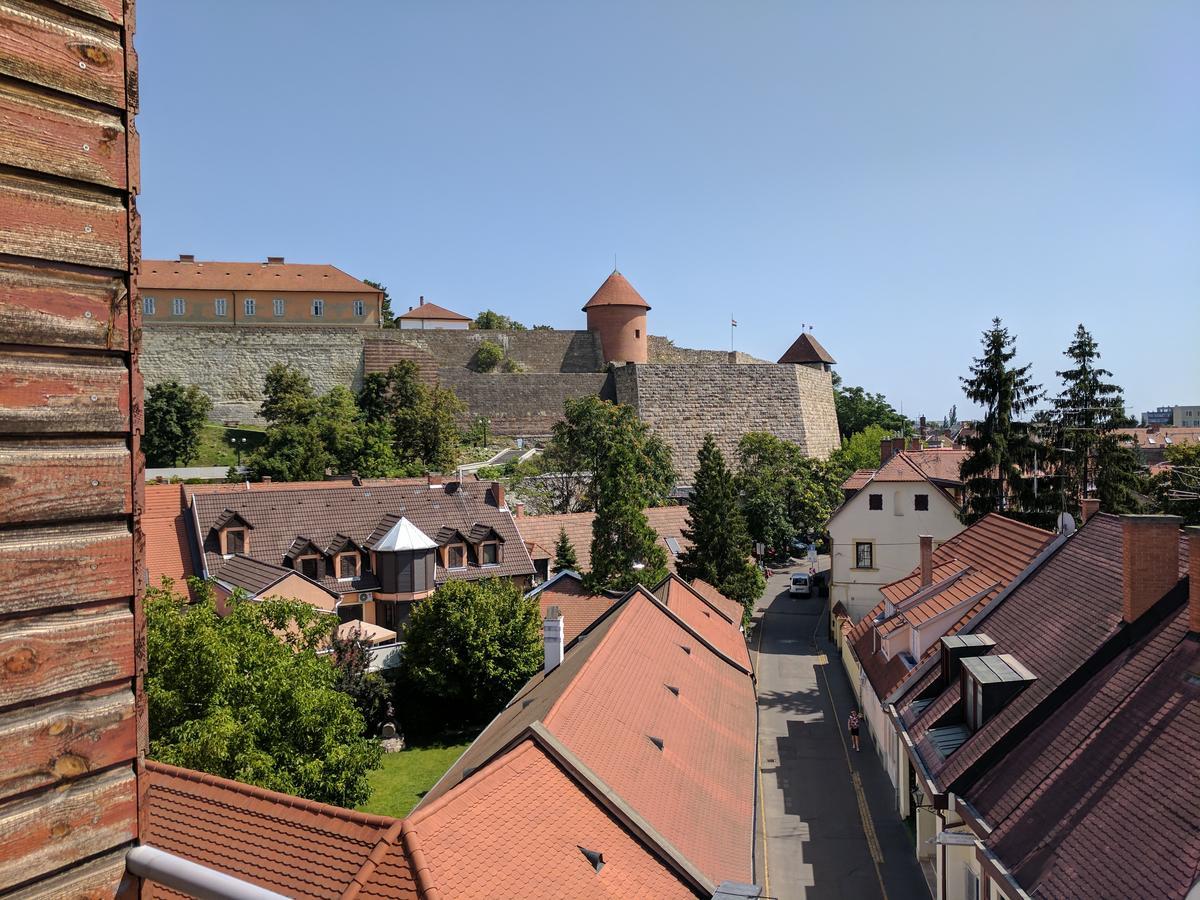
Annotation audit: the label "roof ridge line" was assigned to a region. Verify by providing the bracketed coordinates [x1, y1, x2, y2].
[143, 760, 398, 828]
[637, 585, 752, 675]
[527, 722, 715, 897]
[658, 573, 737, 625]
[341, 819, 404, 900]
[400, 820, 442, 900]
[542, 590, 640, 725]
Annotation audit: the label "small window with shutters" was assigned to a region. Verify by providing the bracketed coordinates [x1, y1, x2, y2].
[868, 493, 883, 511]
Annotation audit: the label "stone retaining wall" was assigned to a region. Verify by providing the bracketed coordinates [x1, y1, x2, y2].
[436, 370, 610, 438]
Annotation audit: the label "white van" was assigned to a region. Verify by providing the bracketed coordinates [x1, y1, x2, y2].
[789, 572, 811, 597]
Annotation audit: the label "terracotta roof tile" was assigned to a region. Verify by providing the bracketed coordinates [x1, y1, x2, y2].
[397, 300, 471, 321]
[515, 507, 690, 575]
[406, 740, 697, 899]
[141, 259, 379, 295]
[655, 576, 751, 672]
[777, 332, 836, 365]
[901, 449, 970, 485]
[841, 469, 876, 491]
[143, 483, 196, 591]
[529, 572, 616, 644]
[687, 578, 747, 625]
[581, 271, 651, 311]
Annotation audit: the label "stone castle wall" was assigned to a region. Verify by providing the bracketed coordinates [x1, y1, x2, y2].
[141, 326, 365, 423]
[436, 370, 610, 438]
[611, 363, 839, 481]
[366, 329, 603, 375]
[647, 336, 770, 365]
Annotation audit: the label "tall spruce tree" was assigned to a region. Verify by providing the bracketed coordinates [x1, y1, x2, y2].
[960, 318, 1043, 524]
[677, 435, 764, 613]
[553, 528, 579, 573]
[1053, 325, 1139, 513]
[586, 435, 669, 593]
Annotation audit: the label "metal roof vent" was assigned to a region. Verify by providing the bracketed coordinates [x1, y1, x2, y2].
[665, 684, 680, 697]
[579, 847, 605, 873]
[648, 735, 664, 751]
[680, 644, 691, 655]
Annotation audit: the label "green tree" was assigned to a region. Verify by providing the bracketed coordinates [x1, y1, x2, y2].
[1052, 325, 1137, 513]
[1150, 443, 1200, 525]
[146, 578, 381, 807]
[260, 363, 317, 424]
[832, 372, 909, 439]
[553, 527, 579, 573]
[248, 421, 334, 482]
[474, 310, 527, 331]
[960, 318, 1043, 524]
[474, 339, 505, 372]
[829, 424, 891, 480]
[143, 381, 212, 467]
[547, 397, 676, 510]
[329, 626, 392, 735]
[586, 436, 670, 593]
[364, 279, 394, 326]
[317, 386, 365, 474]
[735, 433, 841, 556]
[356, 362, 464, 473]
[676, 435, 764, 614]
[400, 578, 541, 729]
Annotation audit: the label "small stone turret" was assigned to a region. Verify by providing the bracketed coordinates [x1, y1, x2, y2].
[583, 270, 650, 365]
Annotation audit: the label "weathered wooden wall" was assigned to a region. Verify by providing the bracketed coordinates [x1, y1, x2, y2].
[0, 0, 142, 894]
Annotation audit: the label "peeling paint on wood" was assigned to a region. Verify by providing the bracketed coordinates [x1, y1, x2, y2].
[0, 82, 126, 188]
[0, 170, 127, 270]
[0, 688, 135, 800]
[0, 523, 133, 614]
[0, 439, 131, 524]
[0, 604, 134, 708]
[0, 767, 136, 889]
[0, 352, 130, 433]
[0, 262, 129, 351]
[0, 0, 125, 109]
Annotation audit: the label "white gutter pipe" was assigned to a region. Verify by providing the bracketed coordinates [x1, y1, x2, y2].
[126, 846, 289, 900]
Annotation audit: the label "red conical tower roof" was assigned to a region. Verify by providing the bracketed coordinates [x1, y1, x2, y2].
[581, 270, 651, 312]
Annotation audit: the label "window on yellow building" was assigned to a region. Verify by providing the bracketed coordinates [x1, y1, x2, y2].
[244, 297, 256, 316]
[214, 298, 227, 317]
[312, 298, 324, 317]
[353, 299, 365, 316]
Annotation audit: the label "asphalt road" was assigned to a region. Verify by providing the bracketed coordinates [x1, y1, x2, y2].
[753, 568, 928, 900]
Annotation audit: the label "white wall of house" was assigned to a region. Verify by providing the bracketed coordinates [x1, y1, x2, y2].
[398, 318, 470, 330]
[828, 482, 964, 622]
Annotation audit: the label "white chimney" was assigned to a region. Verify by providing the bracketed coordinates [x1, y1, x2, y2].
[544, 606, 564, 674]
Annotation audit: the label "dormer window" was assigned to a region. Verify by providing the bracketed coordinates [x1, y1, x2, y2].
[481, 541, 500, 566]
[338, 554, 359, 580]
[447, 544, 466, 569]
[223, 527, 246, 555]
[299, 557, 320, 580]
[961, 654, 1036, 732]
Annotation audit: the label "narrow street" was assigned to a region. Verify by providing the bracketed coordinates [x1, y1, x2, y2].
[754, 568, 927, 900]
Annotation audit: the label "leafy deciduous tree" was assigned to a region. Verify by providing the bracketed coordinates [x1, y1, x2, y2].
[474, 310, 527, 331]
[832, 372, 909, 440]
[143, 381, 212, 467]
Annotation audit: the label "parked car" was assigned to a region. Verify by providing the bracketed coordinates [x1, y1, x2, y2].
[789, 572, 812, 597]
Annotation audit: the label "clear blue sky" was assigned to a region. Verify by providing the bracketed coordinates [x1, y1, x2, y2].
[138, 1, 1198, 421]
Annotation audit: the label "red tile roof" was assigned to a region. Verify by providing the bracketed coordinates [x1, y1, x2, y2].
[581, 271, 651, 311]
[396, 300, 471, 321]
[529, 571, 615, 643]
[901, 449, 970, 484]
[1115, 426, 1200, 449]
[687, 577, 748, 625]
[143, 483, 196, 591]
[515, 507, 690, 574]
[848, 515, 1055, 699]
[141, 259, 379, 294]
[841, 468, 876, 492]
[970, 598, 1200, 899]
[777, 332, 836, 365]
[140, 761, 417, 899]
[895, 514, 1191, 795]
[654, 576, 752, 673]
[404, 739, 698, 899]
[421, 583, 757, 887]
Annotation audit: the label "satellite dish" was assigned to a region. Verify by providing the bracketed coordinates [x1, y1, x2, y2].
[1058, 512, 1076, 535]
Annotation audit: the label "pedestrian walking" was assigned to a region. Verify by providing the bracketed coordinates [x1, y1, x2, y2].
[848, 709, 861, 752]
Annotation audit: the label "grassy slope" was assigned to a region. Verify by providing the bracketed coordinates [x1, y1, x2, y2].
[193, 422, 266, 467]
[356, 743, 470, 818]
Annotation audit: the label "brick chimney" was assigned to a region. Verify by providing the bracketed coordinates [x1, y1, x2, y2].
[544, 606, 565, 673]
[1080, 497, 1100, 524]
[178, 253, 195, 262]
[514, 500, 525, 518]
[266, 256, 285, 265]
[1188, 527, 1200, 635]
[419, 296, 425, 306]
[490, 480, 505, 508]
[920, 535, 933, 587]
[1121, 515, 1182, 625]
[427, 472, 443, 487]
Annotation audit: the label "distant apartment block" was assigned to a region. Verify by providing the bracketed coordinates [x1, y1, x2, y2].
[1141, 404, 1200, 427]
[140, 255, 384, 327]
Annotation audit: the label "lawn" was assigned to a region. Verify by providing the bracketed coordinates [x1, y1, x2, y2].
[194, 422, 266, 467]
[357, 742, 470, 818]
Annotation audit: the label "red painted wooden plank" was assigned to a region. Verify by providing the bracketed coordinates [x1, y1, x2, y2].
[0, 525, 133, 616]
[53, 0, 124, 25]
[0, 1, 125, 108]
[0, 687, 135, 801]
[0, 171, 127, 270]
[3, 848, 129, 899]
[0, 604, 134, 708]
[0, 352, 130, 433]
[0, 83, 126, 188]
[0, 767, 136, 889]
[0, 439, 132, 525]
[0, 262, 129, 351]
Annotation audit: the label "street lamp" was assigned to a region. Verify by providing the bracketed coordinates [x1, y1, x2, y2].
[230, 435, 248, 468]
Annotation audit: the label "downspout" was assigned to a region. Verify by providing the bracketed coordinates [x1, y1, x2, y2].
[126, 846, 288, 900]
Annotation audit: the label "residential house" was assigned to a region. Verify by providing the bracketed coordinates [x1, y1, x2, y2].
[828, 447, 970, 622]
[526, 569, 615, 643]
[888, 514, 1194, 900]
[516, 505, 692, 583]
[1115, 425, 1200, 468]
[136, 574, 760, 898]
[840, 514, 1057, 806]
[186, 476, 535, 633]
[141, 255, 384, 327]
[396, 295, 472, 329]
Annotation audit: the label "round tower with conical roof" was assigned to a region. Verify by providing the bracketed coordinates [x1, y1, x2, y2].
[583, 270, 650, 365]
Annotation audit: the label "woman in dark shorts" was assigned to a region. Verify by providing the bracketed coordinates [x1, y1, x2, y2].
[848, 709, 861, 752]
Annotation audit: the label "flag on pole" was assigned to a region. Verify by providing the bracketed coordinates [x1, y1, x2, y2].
[731, 319, 738, 327]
